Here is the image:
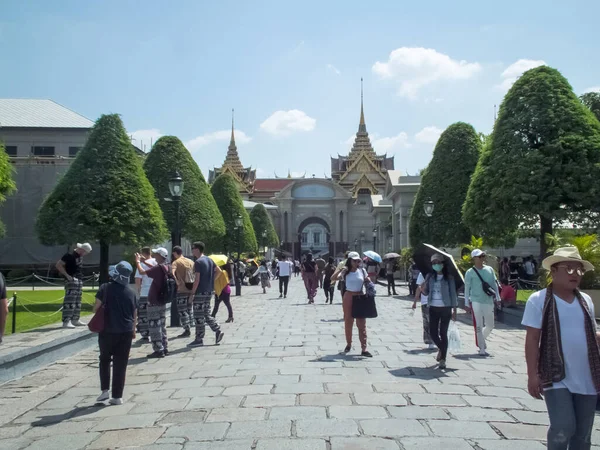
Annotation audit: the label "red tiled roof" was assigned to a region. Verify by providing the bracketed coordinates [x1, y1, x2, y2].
[253, 179, 294, 192]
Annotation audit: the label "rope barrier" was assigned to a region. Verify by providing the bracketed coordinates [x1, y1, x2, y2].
[18, 302, 64, 317]
[7, 296, 14, 307]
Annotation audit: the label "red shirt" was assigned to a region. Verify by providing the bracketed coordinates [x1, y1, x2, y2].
[500, 284, 516, 302]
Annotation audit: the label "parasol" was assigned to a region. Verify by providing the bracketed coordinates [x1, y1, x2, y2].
[363, 250, 382, 263]
[383, 252, 400, 260]
[413, 244, 464, 291]
[208, 254, 228, 267]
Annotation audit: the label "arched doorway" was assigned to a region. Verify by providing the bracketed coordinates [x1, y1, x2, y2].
[296, 217, 331, 258]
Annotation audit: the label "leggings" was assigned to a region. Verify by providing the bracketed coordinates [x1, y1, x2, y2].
[212, 291, 233, 319]
[429, 306, 452, 361]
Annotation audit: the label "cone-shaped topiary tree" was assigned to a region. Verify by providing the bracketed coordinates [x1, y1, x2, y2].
[36, 114, 168, 282]
[0, 141, 16, 237]
[463, 66, 600, 258]
[211, 173, 257, 255]
[409, 122, 481, 248]
[250, 203, 280, 250]
[143, 136, 225, 250]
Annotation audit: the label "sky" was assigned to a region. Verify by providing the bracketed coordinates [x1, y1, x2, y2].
[1, 0, 599, 179]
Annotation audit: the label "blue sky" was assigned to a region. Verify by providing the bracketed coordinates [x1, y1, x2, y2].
[1, 0, 599, 178]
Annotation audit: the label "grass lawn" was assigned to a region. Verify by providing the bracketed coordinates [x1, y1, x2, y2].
[516, 289, 534, 305]
[5, 289, 98, 335]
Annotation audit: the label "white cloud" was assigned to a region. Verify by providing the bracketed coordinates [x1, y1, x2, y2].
[128, 128, 163, 151]
[372, 47, 481, 98]
[497, 59, 546, 91]
[414, 126, 443, 144]
[260, 110, 316, 136]
[327, 64, 341, 75]
[584, 86, 600, 93]
[185, 129, 252, 152]
[373, 132, 411, 152]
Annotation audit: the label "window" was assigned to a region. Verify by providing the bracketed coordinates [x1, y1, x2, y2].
[32, 146, 55, 157]
[313, 232, 320, 245]
[4, 146, 17, 157]
[301, 233, 308, 244]
[69, 146, 81, 157]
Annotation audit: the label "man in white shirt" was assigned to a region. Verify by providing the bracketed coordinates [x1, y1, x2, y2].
[134, 247, 156, 342]
[277, 257, 294, 299]
[524, 257, 536, 280]
[522, 247, 600, 449]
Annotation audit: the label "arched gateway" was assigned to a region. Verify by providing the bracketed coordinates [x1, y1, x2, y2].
[296, 217, 331, 257]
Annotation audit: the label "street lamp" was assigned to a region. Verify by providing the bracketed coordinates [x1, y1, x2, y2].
[354, 238, 358, 250]
[262, 230, 267, 255]
[372, 227, 377, 251]
[423, 198, 434, 244]
[234, 214, 243, 296]
[168, 171, 183, 327]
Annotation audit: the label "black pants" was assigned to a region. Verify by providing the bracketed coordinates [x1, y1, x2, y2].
[323, 280, 334, 301]
[212, 291, 233, 319]
[99, 332, 133, 399]
[387, 274, 397, 294]
[429, 306, 452, 361]
[409, 279, 417, 296]
[279, 276, 290, 296]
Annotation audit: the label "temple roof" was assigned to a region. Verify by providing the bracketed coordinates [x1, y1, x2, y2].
[221, 109, 245, 171]
[349, 78, 376, 158]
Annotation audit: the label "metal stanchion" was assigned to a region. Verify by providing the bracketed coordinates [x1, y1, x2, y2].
[11, 293, 17, 334]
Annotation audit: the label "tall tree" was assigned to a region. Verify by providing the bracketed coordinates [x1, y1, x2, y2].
[0, 142, 16, 237]
[36, 114, 168, 282]
[210, 173, 257, 254]
[409, 122, 481, 248]
[250, 203, 280, 250]
[580, 91, 600, 122]
[463, 66, 600, 258]
[143, 136, 225, 249]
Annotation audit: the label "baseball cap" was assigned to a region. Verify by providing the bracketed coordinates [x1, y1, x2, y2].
[348, 251, 362, 261]
[151, 247, 169, 258]
[471, 249, 486, 258]
[431, 253, 444, 263]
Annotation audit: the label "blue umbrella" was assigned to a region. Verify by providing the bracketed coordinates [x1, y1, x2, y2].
[363, 251, 382, 263]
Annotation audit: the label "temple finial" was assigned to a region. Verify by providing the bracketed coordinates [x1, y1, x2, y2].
[230, 108, 235, 145]
[359, 78, 366, 131]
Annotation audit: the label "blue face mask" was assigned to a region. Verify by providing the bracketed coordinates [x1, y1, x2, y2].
[432, 263, 443, 272]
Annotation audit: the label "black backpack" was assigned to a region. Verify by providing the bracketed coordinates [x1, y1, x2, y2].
[158, 264, 177, 304]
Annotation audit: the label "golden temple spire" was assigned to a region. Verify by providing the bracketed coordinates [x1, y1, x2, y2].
[222, 108, 244, 171]
[230, 108, 235, 146]
[359, 77, 366, 131]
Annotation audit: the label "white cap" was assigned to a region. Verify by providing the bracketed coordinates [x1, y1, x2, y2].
[76, 243, 92, 253]
[348, 251, 362, 261]
[471, 249, 486, 258]
[151, 247, 169, 258]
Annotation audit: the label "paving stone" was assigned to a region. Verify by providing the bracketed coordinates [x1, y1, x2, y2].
[474, 440, 546, 450]
[203, 376, 255, 387]
[353, 392, 407, 406]
[130, 399, 191, 414]
[132, 389, 177, 402]
[186, 396, 244, 409]
[515, 398, 548, 412]
[0, 436, 33, 450]
[424, 384, 477, 395]
[507, 410, 549, 425]
[408, 393, 467, 406]
[24, 432, 100, 450]
[22, 420, 98, 438]
[477, 386, 531, 399]
[329, 437, 401, 450]
[227, 419, 292, 439]
[254, 375, 300, 384]
[185, 440, 254, 450]
[223, 384, 273, 396]
[255, 438, 327, 450]
[399, 437, 474, 450]
[269, 406, 327, 420]
[172, 387, 224, 398]
[164, 422, 230, 441]
[360, 418, 429, 437]
[295, 419, 359, 437]
[387, 406, 450, 420]
[243, 394, 296, 407]
[329, 405, 388, 419]
[491, 422, 547, 440]
[299, 394, 352, 406]
[274, 383, 324, 394]
[87, 428, 165, 449]
[447, 407, 516, 422]
[158, 410, 207, 424]
[372, 382, 425, 393]
[326, 382, 375, 393]
[463, 395, 524, 409]
[0, 424, 31, 438]
[427, 420, 499, 438]
[206, 407, 267, 422]
[91, 412, 161, 431]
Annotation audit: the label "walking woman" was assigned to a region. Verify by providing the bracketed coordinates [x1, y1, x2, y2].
[332, 252, 372, 357]
[422, 254, 458, 369]
[94, 261, 137, 405]
[323, 256, 336, 304]
[302, 253, 318, 304]
[252, 260, 272, 294]
[212, 263, 234, 323]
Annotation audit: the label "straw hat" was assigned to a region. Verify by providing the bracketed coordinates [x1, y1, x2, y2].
[541, 246, 594, 272]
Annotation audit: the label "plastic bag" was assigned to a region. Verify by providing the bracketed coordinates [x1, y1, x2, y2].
[409, 308, 416, 317]
[447, 320, 461, 353]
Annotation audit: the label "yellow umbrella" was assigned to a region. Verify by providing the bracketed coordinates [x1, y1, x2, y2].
[214, 270, 230, 297]
[209, 254, 228, 267]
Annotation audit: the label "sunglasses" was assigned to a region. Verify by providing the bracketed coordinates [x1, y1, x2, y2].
[555, 265, 585, 276]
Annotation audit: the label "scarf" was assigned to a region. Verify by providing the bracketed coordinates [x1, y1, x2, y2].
[538, 284, 600, 392]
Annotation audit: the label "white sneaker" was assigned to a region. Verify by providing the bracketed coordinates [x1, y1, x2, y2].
[96, 391, 109, 402]
[479, 349, 490, 357]
[72, 320, 87, 326]
[63, 321, 76, 329]
[109, 398, 123, 405]
[428, 343, 436, 349]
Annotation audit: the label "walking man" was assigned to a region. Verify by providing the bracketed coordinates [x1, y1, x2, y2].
[172, 246, 195, 338]
[134, 247, 170, 358]
[134, 247, 156, 341]
[188, 242, 225, 348]
[522, 246, 600, 449]
[464, 249, 500, 356]
[56, 243, 92, 328]
[278, 257, 293, 298]
[386, 259, 398, 296]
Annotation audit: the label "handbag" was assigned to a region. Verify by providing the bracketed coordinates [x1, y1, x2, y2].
[88, 284, 108, 333]
[351, 269, 378, 319]
[473, 267, 496, 297]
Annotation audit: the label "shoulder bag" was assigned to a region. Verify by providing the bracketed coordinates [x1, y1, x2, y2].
[473, 267, 496, 297]
[351, 268, 378, 319]
[88, 283, 109, 333]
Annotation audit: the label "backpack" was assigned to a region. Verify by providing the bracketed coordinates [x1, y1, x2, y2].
[158, 264, 177, 305]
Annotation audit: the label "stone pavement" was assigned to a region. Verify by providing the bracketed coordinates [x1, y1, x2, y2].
[0, 277, 598, 449]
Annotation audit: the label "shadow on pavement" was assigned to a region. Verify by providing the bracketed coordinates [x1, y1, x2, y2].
[452, 353, 492, 361]
[320, 319, 343, 323]
[309, 353, 369, 362]
[403, 348, 438, 355]
[388, 366, 457, 380]
[32, 405, 102, 426]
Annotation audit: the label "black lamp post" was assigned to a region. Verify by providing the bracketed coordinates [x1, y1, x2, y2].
[262, 230, 267, 256]
[234, 214, 243, 296]
[372, 228, 377, 252]
[424, 198, 434, 244]
[354, 238, 358, 250]
[167, 171, 184, 327]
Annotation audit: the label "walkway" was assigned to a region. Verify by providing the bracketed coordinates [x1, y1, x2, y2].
[0, 277, 589, 449]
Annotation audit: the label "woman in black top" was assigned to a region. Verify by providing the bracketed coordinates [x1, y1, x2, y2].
[94, 261, 137, 405]
[301, 253, 318, 304]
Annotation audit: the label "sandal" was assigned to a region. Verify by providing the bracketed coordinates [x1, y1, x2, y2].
[343, 344, 351, 353]
[361, 351, 373, 358]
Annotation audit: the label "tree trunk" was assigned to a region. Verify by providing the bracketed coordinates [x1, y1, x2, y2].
[540, 215, 553, 261]
[99, 240, 110, 284]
